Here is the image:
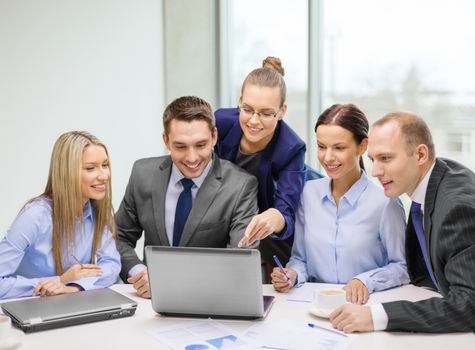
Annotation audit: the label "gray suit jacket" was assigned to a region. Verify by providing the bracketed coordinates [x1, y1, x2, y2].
[116, 155, 259, 280]
[383, 158, 475, 332]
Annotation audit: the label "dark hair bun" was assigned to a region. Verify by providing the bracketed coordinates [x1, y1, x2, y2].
[262, 56, 285, 76]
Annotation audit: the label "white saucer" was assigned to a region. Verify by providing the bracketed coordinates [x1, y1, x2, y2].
[0, 329, 24, 350]
[309, 305, 332, 319]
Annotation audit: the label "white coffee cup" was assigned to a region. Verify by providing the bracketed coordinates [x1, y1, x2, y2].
[313, 289, 346, 312]
[0, 315, 12, 338]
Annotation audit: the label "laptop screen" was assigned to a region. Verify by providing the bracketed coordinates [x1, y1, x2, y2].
[145, 247, 273, 319]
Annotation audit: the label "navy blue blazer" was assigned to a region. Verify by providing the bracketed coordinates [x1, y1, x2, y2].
[214, 107, 322, 242]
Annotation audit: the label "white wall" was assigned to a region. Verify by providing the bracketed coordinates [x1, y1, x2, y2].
[0, 0, 165, 238]
[163, 0, 219, 107]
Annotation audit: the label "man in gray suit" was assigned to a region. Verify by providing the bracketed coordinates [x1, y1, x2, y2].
[116, 96, 259, 298]
[330, 112, 475, 333]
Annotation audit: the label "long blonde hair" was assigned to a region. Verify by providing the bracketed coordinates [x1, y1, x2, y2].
[39, 131, 115, 274]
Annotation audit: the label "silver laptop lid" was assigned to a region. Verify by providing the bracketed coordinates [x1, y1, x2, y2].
[145, 247, 269, 319]
[1, 288, 136, 325]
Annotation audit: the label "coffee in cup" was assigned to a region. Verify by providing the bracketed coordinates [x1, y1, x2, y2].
[313, 288, 346, 312]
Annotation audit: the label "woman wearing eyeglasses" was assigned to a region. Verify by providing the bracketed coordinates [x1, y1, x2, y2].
[0, 131, 120, 299]
[214, 57, 321, 273]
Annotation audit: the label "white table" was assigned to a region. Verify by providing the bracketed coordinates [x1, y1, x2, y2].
[6, 283, 475, 349]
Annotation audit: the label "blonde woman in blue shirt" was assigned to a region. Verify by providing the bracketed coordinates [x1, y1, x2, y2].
[271, 104, 409, 304]
[0, 131, 120, 299]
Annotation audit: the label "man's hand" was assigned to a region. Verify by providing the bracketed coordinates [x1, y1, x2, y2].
[127, 269, 150, 299]
[329, 303, 374, 333]
[271, 267, 297, 292]
[239, 209, 285, 247]
[33, 279, 81, 297]
[343, 279, 369, 305]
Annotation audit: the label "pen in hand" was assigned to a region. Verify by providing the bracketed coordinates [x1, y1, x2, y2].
[273, 255, 291, 283]
[71, 254, 85, 268]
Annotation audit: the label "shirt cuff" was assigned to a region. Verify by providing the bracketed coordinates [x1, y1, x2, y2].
[370, 303, 388, 331]
[66, 276, 95, 291]
[128, 263, 147, 278]
[353, 273, 374, 293]
[292, 269, 305, 287]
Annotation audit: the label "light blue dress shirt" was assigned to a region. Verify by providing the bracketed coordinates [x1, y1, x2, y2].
[0, 197, 121, 299]
[287, 173, 409, 293]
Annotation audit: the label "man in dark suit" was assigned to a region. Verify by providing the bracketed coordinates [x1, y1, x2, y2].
[116, 96, 259, 298]
[330, 112, 475, 333]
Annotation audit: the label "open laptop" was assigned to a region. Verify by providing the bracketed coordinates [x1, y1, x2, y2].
[145, 246, 275, 320]
[1, 288, 137, 333]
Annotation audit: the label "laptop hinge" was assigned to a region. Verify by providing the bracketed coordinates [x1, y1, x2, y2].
[29, 317, 43, 325]
[120, 303, 134, 309]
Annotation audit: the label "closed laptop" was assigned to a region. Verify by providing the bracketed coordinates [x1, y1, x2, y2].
[1, 288, 137, 332]
[145, 246, 274, 320]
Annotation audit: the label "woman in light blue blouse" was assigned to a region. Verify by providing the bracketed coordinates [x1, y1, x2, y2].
[0, 131, 120, 299]
[271, 104, 409, 304]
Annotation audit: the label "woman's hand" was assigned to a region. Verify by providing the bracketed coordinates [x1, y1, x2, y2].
[33, 279, 81, 297]
[239, 208, 285, 247]
[343, 279, 369, 305]
[271, 267, 297, 293]
[60, 263, 102, 283]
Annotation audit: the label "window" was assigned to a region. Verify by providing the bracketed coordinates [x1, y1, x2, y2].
[446, 130, 472, 166]
[222, 1, 475, 171]
[321, 0, 475, 171]
[221, 0, 309, 141]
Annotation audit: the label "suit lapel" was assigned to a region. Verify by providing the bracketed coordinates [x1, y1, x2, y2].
[152, 156, 173, 246]
[179, 157, 223, 246]
[424, 158, 447, 258]
[219, 121, 242, 161]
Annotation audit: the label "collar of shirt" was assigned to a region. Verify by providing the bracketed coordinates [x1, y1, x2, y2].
[321, 171, 369, 206]
[410, 162, 435, 214]
[83, 200, 93, 220]
[170, 158, 213, 190]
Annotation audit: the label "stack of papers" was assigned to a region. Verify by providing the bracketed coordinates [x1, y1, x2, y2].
[149, 320, 251, 349]
[149, 319, 354, 350]
[245, 319, 354, 350]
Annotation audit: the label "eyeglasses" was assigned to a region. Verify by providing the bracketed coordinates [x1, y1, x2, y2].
[239, 106, 278, 120]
